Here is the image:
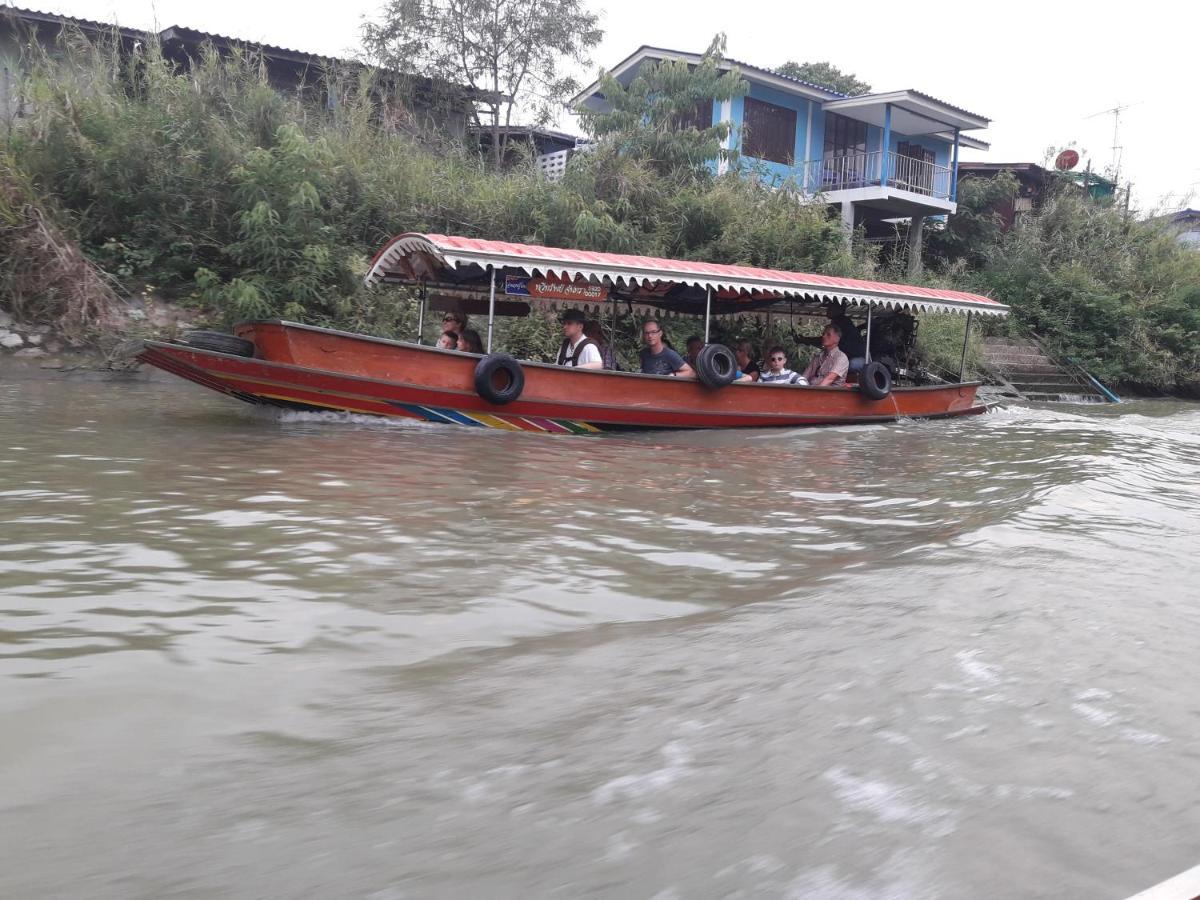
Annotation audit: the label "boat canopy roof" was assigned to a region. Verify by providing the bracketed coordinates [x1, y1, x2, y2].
[365, 233, 1009, 318]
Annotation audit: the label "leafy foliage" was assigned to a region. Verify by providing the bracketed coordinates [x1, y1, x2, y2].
[578, 34, 747, 178]
[775, 61, 871, 96]
[362, 0, 603, 165]
[928, 178, 1200, 391]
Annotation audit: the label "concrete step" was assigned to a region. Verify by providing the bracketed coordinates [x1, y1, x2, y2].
[986, 349, 1055, 362]
[998, 363, 1068, 376]
[1023, 391, 1107, 404]
[1013, 383, 1102, 397]
[983, 338, 1040, 349]
[1005, 372, 1088, 386]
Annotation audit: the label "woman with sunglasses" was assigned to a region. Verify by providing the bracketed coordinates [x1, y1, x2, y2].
[441, 311, 468, 334]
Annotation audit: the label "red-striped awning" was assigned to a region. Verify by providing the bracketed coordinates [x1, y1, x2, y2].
[365, 233, 1008, 318]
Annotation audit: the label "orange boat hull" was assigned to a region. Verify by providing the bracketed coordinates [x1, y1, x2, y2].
[138, 321, 987, 433]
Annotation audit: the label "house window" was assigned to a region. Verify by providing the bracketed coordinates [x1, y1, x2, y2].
[742, 97, 796, 165]
[675, 101, 713, 132]
[823, 112, 867, 158]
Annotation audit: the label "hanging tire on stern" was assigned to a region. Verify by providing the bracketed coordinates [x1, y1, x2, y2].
[694, 344, 737, 388]
[860, 361, 893, 400]
[474, 353, 525, 405]
[183, 330, 256, 357]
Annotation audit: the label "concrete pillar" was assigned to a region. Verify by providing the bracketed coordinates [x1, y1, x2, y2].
[907, 215, 925, 276]
[841, 202, 856, 247]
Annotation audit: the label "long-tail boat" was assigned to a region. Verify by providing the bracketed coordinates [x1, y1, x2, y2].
[138, 233, 1009, 433]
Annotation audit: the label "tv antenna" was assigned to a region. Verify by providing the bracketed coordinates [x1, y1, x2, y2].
[1085, 102, 1139, 186]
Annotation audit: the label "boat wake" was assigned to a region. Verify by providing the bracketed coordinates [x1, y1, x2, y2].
[260, 407, 435, 431]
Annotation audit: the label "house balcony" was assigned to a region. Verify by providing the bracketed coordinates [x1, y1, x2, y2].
[798, 151, 957, 217]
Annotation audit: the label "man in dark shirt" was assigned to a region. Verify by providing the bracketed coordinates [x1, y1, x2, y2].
[639, 320, 695, 377]
[830, 308, 866, 369]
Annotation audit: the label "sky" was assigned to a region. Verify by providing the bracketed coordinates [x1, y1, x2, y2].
[36, 0, 1200, 212]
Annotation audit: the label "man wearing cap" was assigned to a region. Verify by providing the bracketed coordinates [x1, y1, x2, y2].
[556, 309, 603, 369]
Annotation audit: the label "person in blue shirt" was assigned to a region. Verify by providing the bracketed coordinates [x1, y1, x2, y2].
[639, 320, 694, 378]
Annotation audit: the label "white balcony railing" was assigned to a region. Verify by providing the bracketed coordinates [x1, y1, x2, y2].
[798, 151, 953, 200]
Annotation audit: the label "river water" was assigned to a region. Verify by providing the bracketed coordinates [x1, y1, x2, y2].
[2, 366, 1199, 899]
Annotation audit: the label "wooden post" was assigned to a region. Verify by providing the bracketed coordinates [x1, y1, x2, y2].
[958, 312, 973, 382]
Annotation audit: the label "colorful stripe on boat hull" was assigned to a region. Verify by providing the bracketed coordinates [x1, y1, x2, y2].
[391, 403, 601, 433]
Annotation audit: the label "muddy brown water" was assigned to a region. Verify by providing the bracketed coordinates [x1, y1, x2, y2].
[2, 367, 1199, 898]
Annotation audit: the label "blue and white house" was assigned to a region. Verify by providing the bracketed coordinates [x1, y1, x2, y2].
[572, 46, 991, 269]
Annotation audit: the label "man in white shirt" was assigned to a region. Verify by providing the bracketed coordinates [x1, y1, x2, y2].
[556, 309, 603, 369]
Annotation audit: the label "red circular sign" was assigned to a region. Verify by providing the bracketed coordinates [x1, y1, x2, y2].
[1055, 149, 1080, 171]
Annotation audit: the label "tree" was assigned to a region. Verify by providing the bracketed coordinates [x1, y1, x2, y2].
[362, 0, 603, 166]
[577, 34, 748, 179]
[775, 61, 870, 97]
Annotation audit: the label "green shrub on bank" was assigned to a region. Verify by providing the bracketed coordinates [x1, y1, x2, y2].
[929, 176, 1200, 392]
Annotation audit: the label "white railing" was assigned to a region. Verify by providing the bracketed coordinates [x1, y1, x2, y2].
[536, 149, 571, 180]
[535, 139, 594, 182]
[798, 151, 952, 200]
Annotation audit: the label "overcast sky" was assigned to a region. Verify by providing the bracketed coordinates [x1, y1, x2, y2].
[45, 0, 1200, 211]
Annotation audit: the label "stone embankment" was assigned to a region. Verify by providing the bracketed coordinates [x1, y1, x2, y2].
[0, 300, 201, 371]
[0, 308, 70, 368]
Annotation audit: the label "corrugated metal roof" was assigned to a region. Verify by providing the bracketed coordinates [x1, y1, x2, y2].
[902, 88, 989, 126]
[365, 233, 1008, 318]
[636, 46, 848, 98]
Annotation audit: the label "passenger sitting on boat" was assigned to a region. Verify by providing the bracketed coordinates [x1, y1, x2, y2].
[759, 346, 806, 385]
[640, 320, 694, 378]
[829, 307, 867, 373]
[734, 341, 761, 382]
[442, 311, 468, 334]
[436, 331, 459, 350]
[801, 325, 850, 387]
[457, 328, 484, 354]
[684, 335, 704, 369]
[556, 309, 603, 369]
[583, 319, 619, 370]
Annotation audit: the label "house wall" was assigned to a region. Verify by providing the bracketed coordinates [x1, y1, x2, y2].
[721, 83, 818, 185]
[0, 26, 26, 127]
[714, 88, 954, 187]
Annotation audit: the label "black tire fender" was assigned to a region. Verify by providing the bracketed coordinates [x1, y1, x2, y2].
[694, 343, 737, 388]
[474, 353, 525, 405]
[860, 361, 893, 400]
[184, 330, 256, 358]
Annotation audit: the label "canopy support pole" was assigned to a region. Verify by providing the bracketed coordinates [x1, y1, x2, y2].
[958, 312, 973, 382]
[704, 286, 712, 343]
[864, 306, 873, 364]
[610, 291, 616, 358]
[486, 267, 496, 353]
[415, 280, 426, 344]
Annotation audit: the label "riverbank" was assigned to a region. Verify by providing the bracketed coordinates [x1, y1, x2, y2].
[0, 294, 206, 372]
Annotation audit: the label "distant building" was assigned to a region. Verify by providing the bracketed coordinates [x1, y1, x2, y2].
[468, 125, 585, 175]
[0, 6, 480, 139]
[955, 162, 1119, 231]
[955, 163, 1050, 231]
[573, 45, 992, 271]
[1153, 209, 1200, 249]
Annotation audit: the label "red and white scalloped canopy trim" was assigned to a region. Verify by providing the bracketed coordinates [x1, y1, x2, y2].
[365, 233, 1009, 318]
